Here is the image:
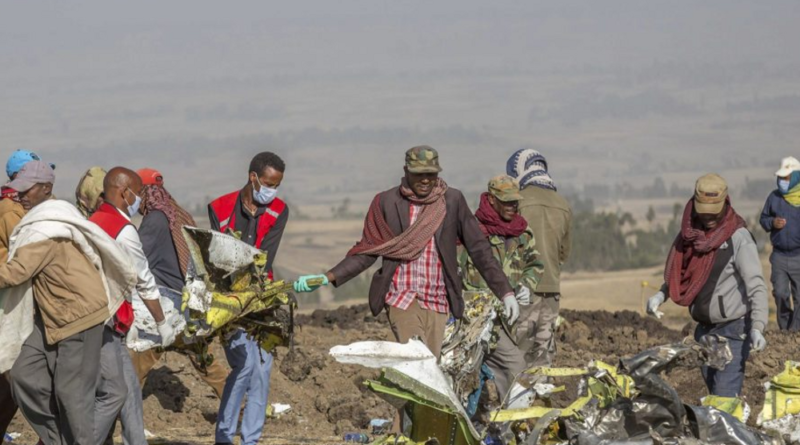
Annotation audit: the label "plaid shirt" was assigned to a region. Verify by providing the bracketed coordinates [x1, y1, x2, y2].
[385, 204, 449, 313]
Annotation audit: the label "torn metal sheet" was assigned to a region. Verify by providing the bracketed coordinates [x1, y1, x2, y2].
[330, 340, 481, 444]
[126, 286, 187, 352]
[561, 339, 780, 445]
[761, 414, 800, 444]
[758, 361, 800, 424]
[439, 290, 500, 404]
[685, 405, 780, 445]
[130, 227, 298, 360]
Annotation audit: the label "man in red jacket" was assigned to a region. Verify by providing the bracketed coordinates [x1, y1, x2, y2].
[90, 167, 176, 445]
[207, 152, 288, 445]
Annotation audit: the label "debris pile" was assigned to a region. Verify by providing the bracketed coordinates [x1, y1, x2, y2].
[9, 305, 800, 443]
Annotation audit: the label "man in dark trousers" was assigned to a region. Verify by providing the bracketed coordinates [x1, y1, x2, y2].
[761, 156, 800, 331]
[295, 146, 516, 359]
[208, 152, 288, 445]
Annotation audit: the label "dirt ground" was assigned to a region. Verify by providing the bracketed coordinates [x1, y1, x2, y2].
[7, 306, 800, 444]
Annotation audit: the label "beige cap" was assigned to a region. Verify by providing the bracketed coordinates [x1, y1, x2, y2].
[694, 173, 728, 214]
[776, 156, 800, 177]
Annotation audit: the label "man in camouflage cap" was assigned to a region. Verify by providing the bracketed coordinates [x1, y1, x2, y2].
[459, 174, 544, 408]
[296, 146, 517, 430]
[404, 145, 443, 173]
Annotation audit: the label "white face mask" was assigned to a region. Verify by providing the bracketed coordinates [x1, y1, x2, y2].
[124, 188, 142, 216]
[252, 180, 278, 205]
[779, 179, 791, 194]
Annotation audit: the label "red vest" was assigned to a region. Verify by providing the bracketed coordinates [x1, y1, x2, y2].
[89, 203, 135, 335]
[208, 191, 286, 280]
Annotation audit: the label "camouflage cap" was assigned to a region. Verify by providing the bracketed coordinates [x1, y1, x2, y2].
[75, 166, 107, 217]
[488, 174, 523, 202]
[405, 145, 442, 173]
[694, 173, 728, 214]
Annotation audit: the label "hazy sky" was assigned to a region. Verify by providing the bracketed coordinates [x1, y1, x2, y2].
[2, 1, 799, 210]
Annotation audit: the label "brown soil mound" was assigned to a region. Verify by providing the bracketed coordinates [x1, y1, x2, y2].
[8, 308, 798, 443]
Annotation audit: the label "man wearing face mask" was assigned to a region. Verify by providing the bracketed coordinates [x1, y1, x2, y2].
[647, 174, 768, 398]
[760, 157, 800, 331]
[89, 167, 177, 445]
[208, 152, 288, 445]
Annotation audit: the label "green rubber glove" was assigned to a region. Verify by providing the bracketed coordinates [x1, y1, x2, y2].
[293, 274, 329, 293]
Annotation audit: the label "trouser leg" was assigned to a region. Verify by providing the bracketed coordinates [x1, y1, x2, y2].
[0, 374, 18, 439]
[53, 323, 104, 445]
[187, 348, 229, 399]
[9, 318, 59, 445]
[118, 336, 146, 445]
[516, 293, 560, 369]
[532, 294, 560, 368]
[386, 301, 447, 359]
[771, 254, 793, 331]
[239, 342, 272, 445]
[695, 319, 749, 397]
[483, 328, 527, 402]
[386, 303, 427, 352]
[130, 348, 162, 389]
[386, 302, 448, 434]
[788, 255, 800, 331]
[215, 330, 255, 444]
[94, 327, 128, 445]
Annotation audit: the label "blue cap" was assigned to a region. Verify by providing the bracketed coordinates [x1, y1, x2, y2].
[6, 150, 55, 179]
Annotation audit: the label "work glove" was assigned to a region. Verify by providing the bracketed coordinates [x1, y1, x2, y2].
[293, 274, 329, 293]
[646, 291, 666, 319]
[750, 329, 767, 352]
[503, 293, 520, 326]
[156, 320, 177, 347]
[516, 286, 531, 306]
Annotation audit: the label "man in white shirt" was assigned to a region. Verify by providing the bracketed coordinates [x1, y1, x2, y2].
[89, 167, 176, 445]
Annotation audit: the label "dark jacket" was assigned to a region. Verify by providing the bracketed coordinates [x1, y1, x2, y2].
[760, 190, 800, 256]
[328, 186, 514, 318]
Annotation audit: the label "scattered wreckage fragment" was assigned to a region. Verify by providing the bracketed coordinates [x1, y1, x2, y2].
[332, 319, 786, 445]
[128, 227, 321, 366]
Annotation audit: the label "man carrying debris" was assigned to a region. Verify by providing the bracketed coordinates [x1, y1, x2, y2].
[459, 175, 544, 407]
[0, 161, 136, 445]
[131, 168, 228, 398]
[90, 167, 177, 445]
[760, 156, 800, 331]
[297, 146, 516, 360]
[647, 173, 769, 397]
[207, 152, 289, 445]
[0, 150, 53, 442]
[506, 149, 571, 368]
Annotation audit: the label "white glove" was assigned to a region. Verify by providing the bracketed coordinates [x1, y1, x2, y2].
[157, 320, 177, 347]
[516, 286, 531, 306]
[750, 329, 767, 352]
[646, 292, 666, 319]
[503, 293, 520, 325]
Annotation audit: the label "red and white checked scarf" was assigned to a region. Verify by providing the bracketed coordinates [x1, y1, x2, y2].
[385, 204, 449, 314]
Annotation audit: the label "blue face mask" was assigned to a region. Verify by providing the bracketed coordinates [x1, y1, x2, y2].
[125, 188, 142, 216]
[252, 181, 278, 205]
[779, 179, 791, 194]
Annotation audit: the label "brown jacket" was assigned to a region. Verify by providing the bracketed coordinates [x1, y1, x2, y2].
[0, 239, 110, 344]
[329, 186, 513, 318]
[0, 199, 25, 262]
[517, 186, 572, 293]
